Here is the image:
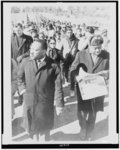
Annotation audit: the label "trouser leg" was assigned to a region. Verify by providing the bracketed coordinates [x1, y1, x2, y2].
[78, 110, 87, 129]
[44, 130, 50, 141]
[86, 111, 97, 140]
[87, 111, 96, 132]
[78, 110, 88, 140]
[64, 63, 69, 82]
[63, 55, 74, 82]
[70, 71, 76, 91]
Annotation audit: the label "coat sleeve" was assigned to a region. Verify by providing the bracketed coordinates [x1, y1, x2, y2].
[21, 36, 33, 59]
[17, 59, 26, 95]
[71, 40, 79, 56]
[11, 59, 18, 95]
[54, 64, 64, 108]
[70, 52, 80, 73]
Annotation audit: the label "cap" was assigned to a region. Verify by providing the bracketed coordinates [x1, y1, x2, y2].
[86, 26, 94, 34]
[90, 35, 103, 46]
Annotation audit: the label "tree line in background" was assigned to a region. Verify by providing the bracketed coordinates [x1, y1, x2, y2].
[11, 5, 110, 19]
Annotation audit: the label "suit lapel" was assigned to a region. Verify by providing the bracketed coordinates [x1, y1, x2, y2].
[32, 60, 38, 74]
[35, 58, 48, 76]
[18, 38, 26, 51]
[92, 56, 103, 72]
[17, 34, 26, 54]
[85, 50, 94, 72]
[71, 40, 75, 49]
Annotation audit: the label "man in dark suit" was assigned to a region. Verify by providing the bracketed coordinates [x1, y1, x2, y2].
[17, 39, 64, 141]
[70, 35, 109, 140]
[11, 23, 33, 63]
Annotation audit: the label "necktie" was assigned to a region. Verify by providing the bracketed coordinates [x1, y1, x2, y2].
[37, 59, 42, 68]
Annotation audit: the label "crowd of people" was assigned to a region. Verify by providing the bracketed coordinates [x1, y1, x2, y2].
[11, 17, 110, 142]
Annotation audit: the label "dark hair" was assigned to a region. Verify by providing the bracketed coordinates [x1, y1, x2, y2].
[55, 31, 61, 36]
[89, 35, 103, 46]
[15, 23, 23, 28]
[49, 24, 54, 30]
[48, 37, 56, 44]
[86, 26, 94, 34]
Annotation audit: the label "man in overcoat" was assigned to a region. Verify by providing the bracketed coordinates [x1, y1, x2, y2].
[11, 23, 33, 63]
[17, 40, 64, 141]
[11, 23, 33, 105]
[70, 35, 109, 140]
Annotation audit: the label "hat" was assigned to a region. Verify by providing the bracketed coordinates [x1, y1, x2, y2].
[90, 35, 103, 46]
[86, 26, 94, 34]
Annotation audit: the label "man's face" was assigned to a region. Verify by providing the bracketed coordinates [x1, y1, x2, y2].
[66, 30, 73, 38]
[30, 42, 46, 60]
[15, 26, 23, 36]
[89, 45, 102, 56]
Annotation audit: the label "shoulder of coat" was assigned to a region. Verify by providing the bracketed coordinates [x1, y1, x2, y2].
[100, 50, 110, 59]
[11, 33, 16, 38]
[21, 56, 30, 65]
[23, 33, 32, 41]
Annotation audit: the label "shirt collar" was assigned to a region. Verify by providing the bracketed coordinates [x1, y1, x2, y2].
[40, 57, 45, 62]
[37, 56, 46, 63]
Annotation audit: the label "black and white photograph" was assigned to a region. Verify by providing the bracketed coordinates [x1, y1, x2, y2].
[1, 1, 119, 148]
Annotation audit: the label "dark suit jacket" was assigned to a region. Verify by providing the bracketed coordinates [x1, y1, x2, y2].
[17, 56, 64, 134]
[11, 33, 33, 62]
[70, 49, 109, 113]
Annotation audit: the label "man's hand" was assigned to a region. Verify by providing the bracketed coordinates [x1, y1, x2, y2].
[17, 56, 23, 63]
[97, 70, 109, 80]
[56, 107, 63, 116]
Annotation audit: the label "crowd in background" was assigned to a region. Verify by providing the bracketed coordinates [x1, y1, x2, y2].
[11, 15, 110, 141]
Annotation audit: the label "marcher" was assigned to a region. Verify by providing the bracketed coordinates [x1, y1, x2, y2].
[70, 35, 109, 140]
[61, 24, 66, 38]
[55, 31, 63, 51]
[17, 40, 64, 141]
[11, 23, 33, 63]
[78, 26, 94, 51]
[30, 29, 39, 41]
[47, 37, 63, 65]
[62, 27, 79, 91]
